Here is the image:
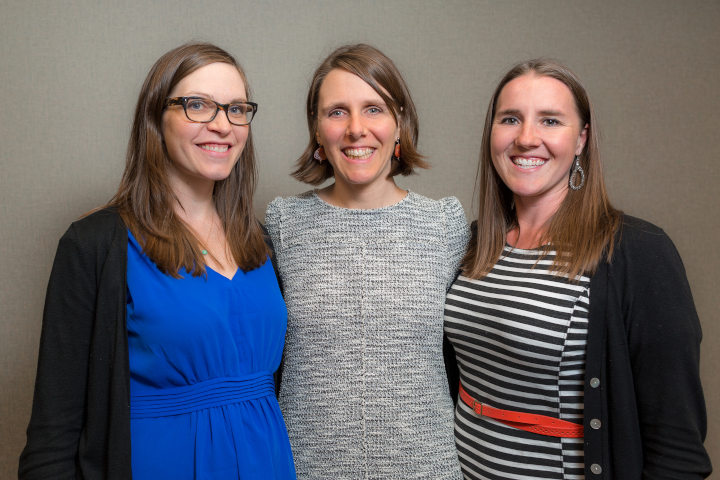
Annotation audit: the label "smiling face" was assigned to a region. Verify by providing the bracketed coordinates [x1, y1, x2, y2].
[162, 62, 249, 193]
[490, 73, 587, 211]
[315, 68, 400, 194]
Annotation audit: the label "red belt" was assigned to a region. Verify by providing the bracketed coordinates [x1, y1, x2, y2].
[458, 382, 584, 438]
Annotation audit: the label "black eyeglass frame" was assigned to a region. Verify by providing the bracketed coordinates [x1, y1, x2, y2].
[165, 96, 258, 126]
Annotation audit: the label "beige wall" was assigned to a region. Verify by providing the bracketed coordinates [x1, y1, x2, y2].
[2, 0, 718, 476]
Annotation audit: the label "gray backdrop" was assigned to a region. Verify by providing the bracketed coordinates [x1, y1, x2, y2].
[2, 0, 718, 476]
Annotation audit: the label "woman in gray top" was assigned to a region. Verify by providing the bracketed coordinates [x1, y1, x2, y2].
[265, 44, 468, 479]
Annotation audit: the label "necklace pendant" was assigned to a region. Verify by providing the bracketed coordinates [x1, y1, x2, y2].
[201, 249, 208, 255]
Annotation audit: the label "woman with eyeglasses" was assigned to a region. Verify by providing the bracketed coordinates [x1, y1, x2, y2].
[19, 43, 296, 480]
[444, 59, 711, 479]
[265, 44, 468, 479]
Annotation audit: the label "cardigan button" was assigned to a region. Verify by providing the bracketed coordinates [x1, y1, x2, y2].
[590, 377, 600, 388]
[590, 463, 603, 474]
[590, 418, 602, 429]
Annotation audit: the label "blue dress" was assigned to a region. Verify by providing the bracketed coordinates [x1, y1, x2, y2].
[126, 232, 296, 479]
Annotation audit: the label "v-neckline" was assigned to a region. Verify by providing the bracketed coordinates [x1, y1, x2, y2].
[206, 265, 239, 281]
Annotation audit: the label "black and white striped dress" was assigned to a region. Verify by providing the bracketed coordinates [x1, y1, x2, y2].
[444, 245, 590, 480]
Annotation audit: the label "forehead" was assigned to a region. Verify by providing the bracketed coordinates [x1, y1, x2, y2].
[497, 73, 577, 112]
[318, 68, 387, 104]
[169, 62, 246, 100]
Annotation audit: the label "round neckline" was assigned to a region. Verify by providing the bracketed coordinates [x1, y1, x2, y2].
[504, 242, 552, 253]
[311, 189, 412, 212]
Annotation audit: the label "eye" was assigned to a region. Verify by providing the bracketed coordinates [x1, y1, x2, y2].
[498, 116, 519, 125]
[186, 98, 213, 112]
[228, 103, 250, 115]
[328, 109, 346, 118]
[542, 118, 560, 126]
[366, 106, 382, 115]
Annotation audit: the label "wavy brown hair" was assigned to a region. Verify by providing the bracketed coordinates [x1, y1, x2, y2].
[107, 42, 268, 277]
[463, 59, 622, 280]
[292, 43, 427, 185]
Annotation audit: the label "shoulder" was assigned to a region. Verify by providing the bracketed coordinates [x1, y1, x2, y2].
[439, 196, 466, 225]
[69, 207, 124, 235]
[265, 191, 317, 221]
[405, 193, 465, 219]
[59, 207, 126, 257]
[602, 214, 689, 294]
[614, 214, 678, 260]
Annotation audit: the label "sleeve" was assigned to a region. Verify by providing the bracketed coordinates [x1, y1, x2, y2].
[263, 198, 285, 397]
[264, 197, 284, 260]
[440, 196, 470, 290]
[443, 333, 459, 403]
[623, 229, 712, 479]
[440, 197, 468, 400]
[19, 224, 98, 479]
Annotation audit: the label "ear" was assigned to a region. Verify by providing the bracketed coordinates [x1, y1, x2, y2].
[575, 123, 588, 156]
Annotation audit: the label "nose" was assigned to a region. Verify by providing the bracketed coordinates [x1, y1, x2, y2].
[515, 122, 540, 148]
[206, 108, 233, 134]
[346, 113, 366, 139]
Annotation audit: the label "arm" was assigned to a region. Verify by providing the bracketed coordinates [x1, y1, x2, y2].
[19, 224, 98, 479]
[443, 334, 459, 402]
[441, 197, 469, 401]
[621, 226, 712, 479]
[440, 197, 470, 290]
[264, 199, 285, 397]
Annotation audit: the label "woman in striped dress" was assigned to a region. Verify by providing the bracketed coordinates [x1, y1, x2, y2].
[444, 59, 711, 479]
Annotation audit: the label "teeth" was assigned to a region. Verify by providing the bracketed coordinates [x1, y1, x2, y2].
[200, 144, 229, 153]
[344, 147, 374, 159]
[513, 157, 545, 168]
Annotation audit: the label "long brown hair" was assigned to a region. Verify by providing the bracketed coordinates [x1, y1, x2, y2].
[107, 42, 268, 277]
[292, 43, 427, 185]
[463, 59, 622, 280]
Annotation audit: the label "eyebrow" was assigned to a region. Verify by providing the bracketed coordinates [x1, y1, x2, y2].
[320, 102, 347, 112]
[182, 91, 248, 103]
[496, 108, 566, 117]
[538, 109, 564, 116]
[320, 99, 389, 111]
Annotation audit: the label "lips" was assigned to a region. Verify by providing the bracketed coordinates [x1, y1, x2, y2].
[343, 147, 375, 160]
[512, 156, 546, 168]
[198, 143, 230, 153]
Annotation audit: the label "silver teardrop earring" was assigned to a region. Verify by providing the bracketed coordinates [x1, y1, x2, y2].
[569, 155, 585, 190]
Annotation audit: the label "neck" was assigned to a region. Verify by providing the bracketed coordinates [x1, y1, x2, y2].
[510, 191, 566, 248]
[319, 178, 406, 209]
[168, 175, 217, 223]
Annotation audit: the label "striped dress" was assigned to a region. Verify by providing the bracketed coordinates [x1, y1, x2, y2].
[444, 245, 590, 480]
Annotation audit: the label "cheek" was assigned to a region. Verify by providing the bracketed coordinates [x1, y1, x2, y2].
[384, 118, 400, 141]
[316, 121, 339, 144]
[233, 126, 250, 146]
[548, 133, 580, 157]
[489, 130, 507, 158]
[162, 117, 193, 148]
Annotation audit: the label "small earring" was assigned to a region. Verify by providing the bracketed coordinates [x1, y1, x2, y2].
[392, 139, 401, 160]
[569, 156, 585, 190]
[313, 146, 325, 162]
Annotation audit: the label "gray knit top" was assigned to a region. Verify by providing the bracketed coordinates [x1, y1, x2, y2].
[265, 191, 468, 480]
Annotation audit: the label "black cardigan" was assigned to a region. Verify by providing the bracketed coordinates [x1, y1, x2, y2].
[20, 209, 131, 479]
[445, 215, 711, 479]
[19, 209, 283, 479]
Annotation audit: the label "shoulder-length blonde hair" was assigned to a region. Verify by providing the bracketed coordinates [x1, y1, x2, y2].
[108, 42, 268, 277]
[463, 59, 622, 280]
[292, 43, 427, 185]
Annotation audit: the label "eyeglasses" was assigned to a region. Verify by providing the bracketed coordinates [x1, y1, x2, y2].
[165, 97, 258, 126]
